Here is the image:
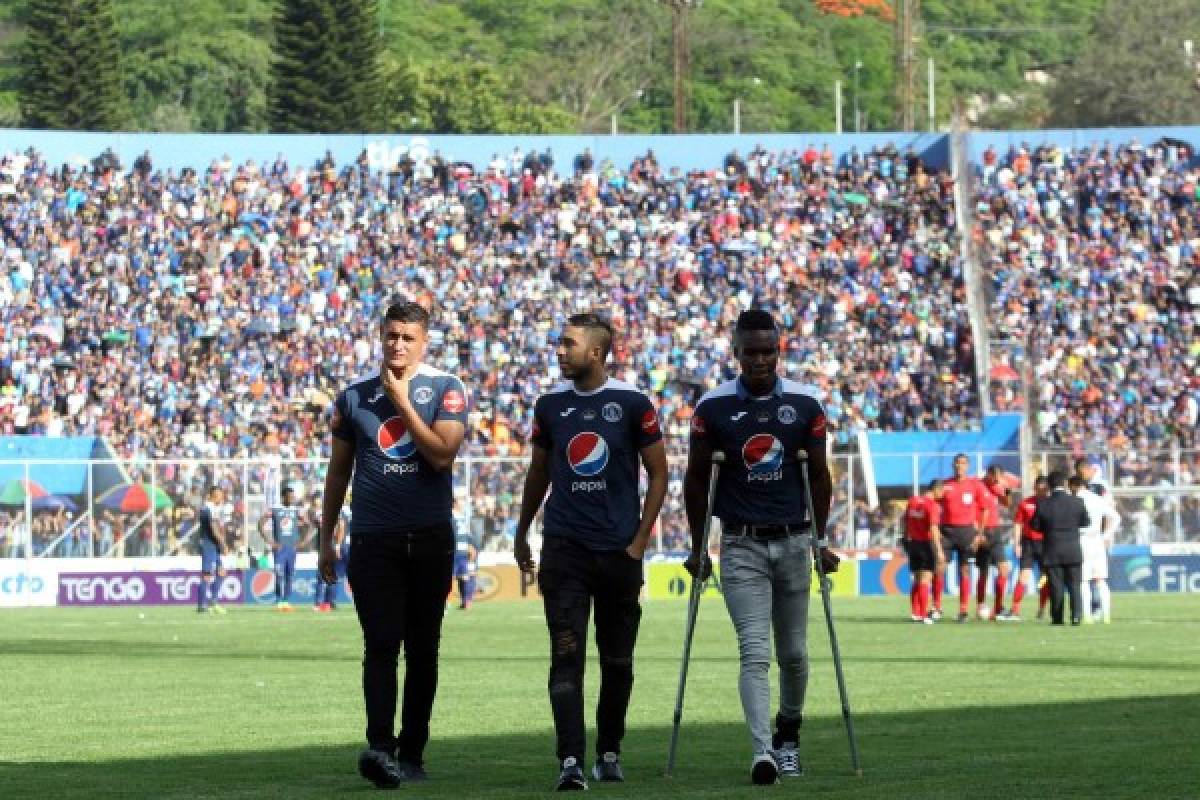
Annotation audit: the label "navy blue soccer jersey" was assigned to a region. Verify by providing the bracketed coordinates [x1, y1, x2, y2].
[690, 377, 827, 526]
[270, 506, 303, 548]
[331, 364, 468, 534]
[197, 504, 221, 547]
[531, 378, 663, 551]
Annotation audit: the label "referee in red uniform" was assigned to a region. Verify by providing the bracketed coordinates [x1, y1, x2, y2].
[903, 480, 944, 623]
[939, 454, 986, 623]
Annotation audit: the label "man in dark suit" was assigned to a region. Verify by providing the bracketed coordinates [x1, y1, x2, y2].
[1031, 471, 1091, 625]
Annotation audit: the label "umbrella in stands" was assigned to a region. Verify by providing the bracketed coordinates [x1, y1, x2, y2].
[32, 494, 78, 512]
[990, 363, 1020, 382]
[97, 483, 174, 513]
[0, 478, 51, 507]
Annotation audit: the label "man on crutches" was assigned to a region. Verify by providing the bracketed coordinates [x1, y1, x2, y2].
[682, 309, 840, 785]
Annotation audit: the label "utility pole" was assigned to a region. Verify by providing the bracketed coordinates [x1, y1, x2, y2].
[663, 1, 701, 133]
[894, 0, 919, 130]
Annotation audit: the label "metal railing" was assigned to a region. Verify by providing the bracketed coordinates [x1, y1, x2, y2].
[2, 449, 1197, 562]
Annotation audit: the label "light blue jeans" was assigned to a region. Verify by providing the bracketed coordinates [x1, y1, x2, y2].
[720, 533, 812, 755]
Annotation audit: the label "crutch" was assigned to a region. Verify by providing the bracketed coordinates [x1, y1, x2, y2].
[797, 449, 863, 777]
[665, 450, 725, 777]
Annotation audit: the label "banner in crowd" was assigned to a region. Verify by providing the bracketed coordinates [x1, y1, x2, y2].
[57, 571, 244, 606]
[0, 562, 59, 607]
[243, 569, 351, 605]
[644, 559, 858, 601]
[448, 565, 540, 604]
[1110, 555, 1200, 593]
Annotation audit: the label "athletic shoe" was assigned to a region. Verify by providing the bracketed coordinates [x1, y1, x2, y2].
[395, 760, 428, 782]
[328, 602, 338, 611]
[910, 614, 923, 623]
[922, 615, 934, 625]
[997, 610, 1022, 622]
[555, 757, 588, 791]
[751, 752, 779, 785]
[1036, 607, 1046, 620]
[956, 611, 969, 623]
[319, 602, 332, 613]
[592, 752, 624, 782]
[357, 748, 403, 789]
[197, 606, 209, 614]
[279, 602, 295, 613]
[774, 743, 803, 778]
[312, 605, 322, 613]
[977, 606, 992, 621]
[929, 608, 943, 621]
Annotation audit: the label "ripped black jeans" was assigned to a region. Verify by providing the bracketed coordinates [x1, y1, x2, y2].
[537, 535, 644, 764]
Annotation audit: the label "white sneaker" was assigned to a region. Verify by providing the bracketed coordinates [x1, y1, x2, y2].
[774, 743, 803, 778]
[751, 752, 778, 785]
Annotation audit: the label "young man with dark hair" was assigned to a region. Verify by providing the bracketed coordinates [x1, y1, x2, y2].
[684, 309, 838, 785]
[515, 311, 668, 791]
[978, 465, 1014, 620]
[319, 301, 469, 788]
[904, 480, 944, 623]
[268, 485, 305, 611]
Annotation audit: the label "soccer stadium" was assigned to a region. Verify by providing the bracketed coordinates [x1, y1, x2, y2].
[1, 1, 1198, 798]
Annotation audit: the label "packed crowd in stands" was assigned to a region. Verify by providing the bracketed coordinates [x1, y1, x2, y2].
[975, 139, 1200, 456]
[0, 141, 972, 468]
[3, 135, 1198, 554]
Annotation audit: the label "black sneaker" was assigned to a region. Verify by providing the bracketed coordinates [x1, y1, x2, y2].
[592, 752, 624, 782]
[358, 748, 403, 789]
[751, 752, 779, 785]
[956, 611, 969, 623]
[395, 760, 428, 782]
[556, 757, 588, 791]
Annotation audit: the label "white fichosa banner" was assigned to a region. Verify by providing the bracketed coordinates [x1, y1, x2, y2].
[0, 562, 59, 607]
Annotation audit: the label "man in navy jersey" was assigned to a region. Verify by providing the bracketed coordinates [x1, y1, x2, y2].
[268, 486, 306, 611]
[318, 301, 469, 789]
[196, 487, 228, 614]
[684, 309, 837, 786]
[514, 312, 668, 791]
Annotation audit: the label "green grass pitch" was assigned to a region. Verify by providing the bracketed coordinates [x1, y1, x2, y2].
[2, 595, 1198, 798]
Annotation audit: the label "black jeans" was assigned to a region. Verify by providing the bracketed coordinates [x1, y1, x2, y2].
[538, 536, 644, 764]
[1046, 563, 1082, 624]
[347, 526, 454, 764]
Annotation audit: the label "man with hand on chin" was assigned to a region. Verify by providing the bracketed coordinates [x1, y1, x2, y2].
[319, 301, 468, 789]
[514, 312, 668, 791]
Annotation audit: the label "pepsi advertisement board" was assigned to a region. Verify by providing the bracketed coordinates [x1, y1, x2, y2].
[243, 569, 352, 605]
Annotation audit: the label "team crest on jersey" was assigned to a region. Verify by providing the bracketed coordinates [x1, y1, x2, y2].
[743, 433, 784, 480]
[602, 402, 623, 423]
[442, 389, 466, 413]
[377, 416, 417, 459]
[413, 386, 434, 405]
[582, 408, 597, 421]
[567, 432, 609, 476]
[777, 405, 797, 425]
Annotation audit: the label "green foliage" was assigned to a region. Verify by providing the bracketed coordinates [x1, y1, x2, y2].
[270, 0, 382, 132]
[0, 0, 1194, 133]
[1048, 0, 1200, 127]
[19, 0, 129, 130]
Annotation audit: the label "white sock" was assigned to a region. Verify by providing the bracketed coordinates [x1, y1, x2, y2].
[1079, 581, 1091, 620]
[1097, 580, 1111, 620]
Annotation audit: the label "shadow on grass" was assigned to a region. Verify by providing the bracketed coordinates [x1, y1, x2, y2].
[4, 638, 1192, 675]
[3, 694, 1198, 800]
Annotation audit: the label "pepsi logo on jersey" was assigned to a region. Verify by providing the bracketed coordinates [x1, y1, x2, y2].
[567, 432, 609, 492]
[743, 434, 784, 482]
[377, 416, 419, 474]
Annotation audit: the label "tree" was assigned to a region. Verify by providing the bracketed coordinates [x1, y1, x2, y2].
[19, 0, 129, 129]
[1048, 0, 1200, 126]
[269, 0, 381, 132]
[383, 57, 576, 134]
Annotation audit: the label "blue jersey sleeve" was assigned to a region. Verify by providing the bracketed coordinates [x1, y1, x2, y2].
[530, 397, 551, 450]
[632, 394, 663, 450]
[434, 377, 469, 425]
